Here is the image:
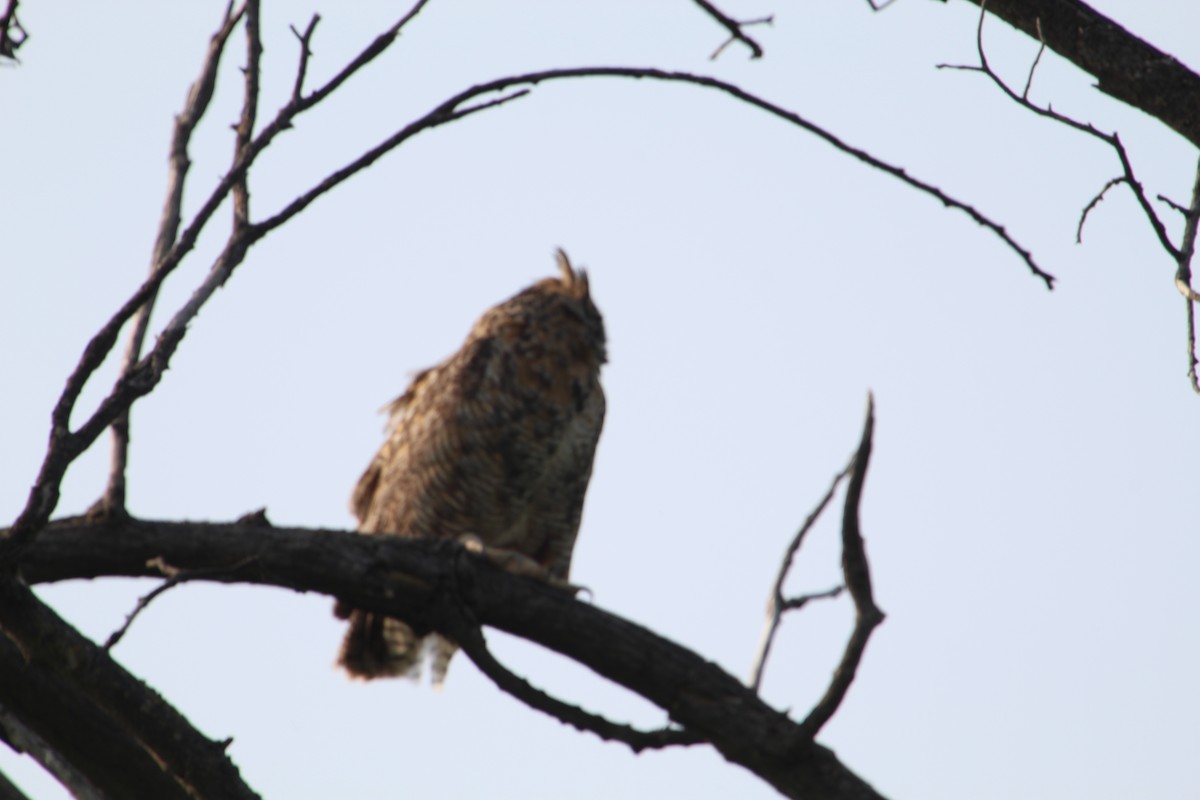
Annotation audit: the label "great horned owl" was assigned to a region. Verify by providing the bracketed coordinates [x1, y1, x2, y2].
[337, 250, 607, 685]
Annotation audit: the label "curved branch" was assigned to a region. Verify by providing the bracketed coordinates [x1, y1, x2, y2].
[17, 518, 888, 800]
[447, 612, 702, 753]
[799, 394, 884, 739]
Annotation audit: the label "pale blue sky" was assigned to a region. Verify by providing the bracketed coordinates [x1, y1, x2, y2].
[3, 2, 1198, 798]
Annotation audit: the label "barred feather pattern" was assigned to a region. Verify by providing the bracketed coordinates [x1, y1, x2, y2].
[337, 250, 607, 686]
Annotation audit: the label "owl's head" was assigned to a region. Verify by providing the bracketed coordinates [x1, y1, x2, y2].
[547, 248, 607, 366]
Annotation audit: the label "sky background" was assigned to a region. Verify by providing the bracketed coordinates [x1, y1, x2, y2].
[2, 1, 1199, 798]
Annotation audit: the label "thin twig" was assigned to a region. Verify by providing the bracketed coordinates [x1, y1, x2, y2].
[0, 707, 102, 800]
[0, 0, 25, 61]
[691, 0, 768, 60]
[1077, 177, 1127, 243]
[1021, 19, 1046, 100]
[864, 0, 899, 10]
[103, 556, 258, 650]
[749, 464, 851, 692]
[778, 585, 844, 612]
[0, 1, 430, 564]
[232, 0, 261, 228]
[1157, 193, 1192, 218]
[98, 2, 247, 520]
[938, 2, 1180, 261]
[1174, 157, 1200, 393]
[799, 393, 884, 739]
[289, 15, 321, 103]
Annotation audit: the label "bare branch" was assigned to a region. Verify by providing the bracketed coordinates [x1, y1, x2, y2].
[778, 585, 844, 612]
[252, 88, 533, 236]
[97, 3, 248, 521]
[1174, 157, 1200, 394]
[799, 394, 885, 739]
[290, 0, 430, 110]
[16, 518, 889, 800]
[955, 0, 1200, 150]
[272, 66, 1051, 288]
[1157, 193, 1192, 219]
[691, 0, 770, 60]
[0, 0, 428, 565]
[233, 0, 261, 228]
[102, 556, 253, 651]
[939, 3, 1180, 261]
[0, 576, 260, 799]
[0, 706, 103, 800]
[448, 614, 702, 753]
[289, 15, 321, 103]
[750, 463, 851, 692]
[1020, 18, 1046, 100]
[0, 765, 34, 800]
[1076, 177, 1127, 244]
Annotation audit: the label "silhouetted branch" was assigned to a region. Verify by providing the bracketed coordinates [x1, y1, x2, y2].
[0, 0, 25, 62]
[750, 463, 851, 692]
[939, 3, 1179, 260]
[0, 707, 101, 800]
[799, 394, 884, 739]
[1174, 159, 1200, 394]
[0, 765, 33, 800]
[690, 0, 772, 60]
[448, 612, 702, 753]
[0, 576, 259, 799]
[954, 0, 1200, 150]
[16, 518, 888, 800]
[1076, 177, 1127, 244]
[939, 4, 1200, 394]
[97, 2, 247, 521]
[0, 1, 432, 565]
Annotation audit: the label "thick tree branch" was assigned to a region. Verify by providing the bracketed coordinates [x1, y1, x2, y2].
[447, 612, 702, 753]
[958, 0, 1200, 150]
[0, 576, 259, 799]
[940, 5, 1179, 260]
[0, 2, 433, 567]
[17, 518, 888, 800]
[1174, 158, 1200, 394]
[0, 636, 190, 800]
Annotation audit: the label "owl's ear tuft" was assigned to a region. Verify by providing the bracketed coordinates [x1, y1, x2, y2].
[554, 248, 590, 298]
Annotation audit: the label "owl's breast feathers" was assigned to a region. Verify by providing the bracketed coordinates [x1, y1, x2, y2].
[350, 250, 606, 579]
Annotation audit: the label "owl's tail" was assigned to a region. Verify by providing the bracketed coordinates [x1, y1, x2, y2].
[335, 605, 458, 686]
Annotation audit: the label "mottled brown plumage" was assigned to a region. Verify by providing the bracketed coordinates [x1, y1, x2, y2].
[337, 250, 607, 685]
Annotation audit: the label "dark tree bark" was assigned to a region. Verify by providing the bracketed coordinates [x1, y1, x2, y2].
[15, 517, 886, 800]
[961, 0, 1200, 148]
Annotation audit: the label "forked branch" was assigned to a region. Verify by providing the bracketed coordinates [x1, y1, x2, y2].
[448, 613, 702, 753]
[940, 3, 1200, 394]
[749, 394, 884, 740]
[799, 394, 884, 738]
